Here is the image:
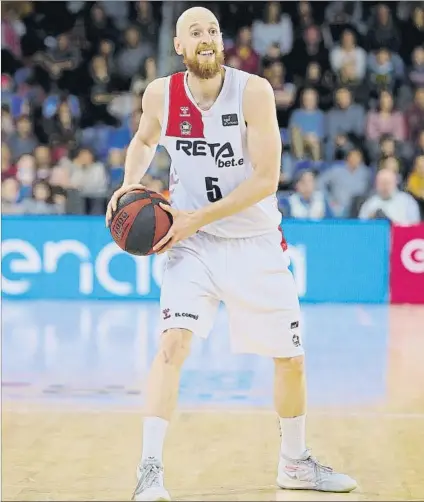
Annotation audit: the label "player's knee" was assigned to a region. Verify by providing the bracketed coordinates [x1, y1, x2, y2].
[158, 328, 192, 367]
[274, 355, 305, 376]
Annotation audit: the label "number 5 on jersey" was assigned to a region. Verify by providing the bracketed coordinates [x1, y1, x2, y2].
[205, 177, 223, 202]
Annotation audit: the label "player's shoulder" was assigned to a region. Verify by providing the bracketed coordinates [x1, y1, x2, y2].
[242, 74, 275, 121]
[142, 77, 167, 116]
[243, 73, 274, 99]
[144, 77, 167, 100]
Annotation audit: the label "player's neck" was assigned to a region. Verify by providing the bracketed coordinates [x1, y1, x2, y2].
[186, 68, 225, 107]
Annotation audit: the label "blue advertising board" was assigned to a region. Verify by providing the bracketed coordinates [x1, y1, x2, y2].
[1, 217, 390, 303]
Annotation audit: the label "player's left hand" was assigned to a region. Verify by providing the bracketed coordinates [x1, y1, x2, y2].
[153, 204, 202, 254]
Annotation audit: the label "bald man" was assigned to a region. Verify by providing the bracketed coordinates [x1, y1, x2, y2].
[106, 7, 357, 501]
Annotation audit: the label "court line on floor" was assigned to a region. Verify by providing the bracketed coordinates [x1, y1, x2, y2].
[3, 403, 424, 419]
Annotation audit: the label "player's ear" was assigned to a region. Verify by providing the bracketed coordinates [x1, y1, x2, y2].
[174, 37, 183, 56]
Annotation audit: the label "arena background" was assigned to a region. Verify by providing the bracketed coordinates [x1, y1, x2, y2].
[1, 2, 424, 501]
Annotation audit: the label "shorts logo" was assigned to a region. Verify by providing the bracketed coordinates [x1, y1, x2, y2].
[290, 321, 299, 329]
[290, 321, 301, 347]
[222, 113, 238, 127]
[180, 121, 192, 136]
[162, 308, 171, 320]
[175, 312, 199, 320]
[180, 106, 190, 117]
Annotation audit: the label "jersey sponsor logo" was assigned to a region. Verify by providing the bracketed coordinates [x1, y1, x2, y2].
[179, 106, 190, 117]
[222, 113, 238, 127]
[176, 139, 244, 168]
[180, 121, 192, 136]
[175, 312, 199, 320]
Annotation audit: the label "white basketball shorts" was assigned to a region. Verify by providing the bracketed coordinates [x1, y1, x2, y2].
[158, 230, 304, 358]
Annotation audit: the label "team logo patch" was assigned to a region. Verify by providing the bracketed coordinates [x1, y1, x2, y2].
[292, 334, 301, 347]
[222, 113, 238, 127]
[180, 121, 192, 136]
[180, 106, 190, 117]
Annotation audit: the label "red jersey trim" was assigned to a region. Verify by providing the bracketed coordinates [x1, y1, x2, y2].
[278, 224, 288, 251]
[165, 73, 205, 139]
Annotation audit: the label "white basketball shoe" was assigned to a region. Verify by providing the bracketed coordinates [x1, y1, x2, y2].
[277, 449, 358, 492]
[132, 457, 171, 501]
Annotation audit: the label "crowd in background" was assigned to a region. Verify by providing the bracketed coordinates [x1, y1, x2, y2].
[1, 0, 424, 224]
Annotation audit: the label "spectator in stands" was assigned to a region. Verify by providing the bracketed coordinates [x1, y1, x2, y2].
[7, 115, 38, 162]
[408, 46, 424, 90]
[252, 2, 293, 56]
[280, 170, 333, 219]
[264, 61, 296, 127]
[366, 4, 401, 53]
[1, 106, 15, 142]
[326, 87, 365, 161]
[330, 29, 367, 82]
[134, 1, 159, 45]
[334, 60, 369, 106]
[324, 1, 366, 43]
[226, 27, 260, 75]
[290, 88, 325, 161]
[21, 180, 59, 215]
[367, 48, 404, 101]
[375, 136, 405, 178]
[415, 130, 424, 159]
[400, 6, 424, 65]
[86, 55, 118, 126]
[318, 148, 371, 217]
[85, 3, 117, 54]
[359, 168, 421, 224]
[406, 87, 424, 146]
[98, 39, 116, 74]
[69, 148, 108, 215]
[289, 24, 329, 79]
[99, 0, 130, 31]
[294, 1, 315, 36]
[15, 153, 36, 202]
[1, 142, 16, 180]
[1, 177, 22, 214]
[366, 90, 408, 162]
[107, 148, 125, 190]
[407, 154, 424, 198]
[1, 4, 25, 75]
[115, 26, 154, 87]
[43, 101, 80, 152]
[34, 145, 53, 181]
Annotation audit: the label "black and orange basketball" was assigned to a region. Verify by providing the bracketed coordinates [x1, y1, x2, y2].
[110, 189, 173, 256]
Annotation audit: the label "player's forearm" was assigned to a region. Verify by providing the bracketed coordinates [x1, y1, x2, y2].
[195, 172, 277, 227]
[123, 135, 157, 185]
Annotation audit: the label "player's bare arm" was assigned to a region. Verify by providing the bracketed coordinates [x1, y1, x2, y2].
[154, 75, 281, 253]
[105, 78, 165, 226]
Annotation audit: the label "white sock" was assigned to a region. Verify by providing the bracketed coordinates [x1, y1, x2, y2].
[279, 415, 306, 460]
[141, 416, 169, 464]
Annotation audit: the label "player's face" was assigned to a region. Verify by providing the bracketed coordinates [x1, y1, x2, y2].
[176, 19, 224, 79]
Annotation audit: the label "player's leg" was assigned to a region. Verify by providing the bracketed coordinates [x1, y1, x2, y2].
[225, 232, 357, 493]
[133, 234, 220, 501]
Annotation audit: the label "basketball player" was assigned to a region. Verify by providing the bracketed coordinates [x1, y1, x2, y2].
[106, 7, 357, 501]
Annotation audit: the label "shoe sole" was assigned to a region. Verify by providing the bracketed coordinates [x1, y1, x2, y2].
[277, 479, 358, 493]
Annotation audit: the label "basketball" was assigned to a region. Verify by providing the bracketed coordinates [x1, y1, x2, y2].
[110, 189, 173, 256]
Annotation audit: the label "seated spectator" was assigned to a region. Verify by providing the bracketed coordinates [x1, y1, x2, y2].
[15, 154, 36, 202]
[407, 46, 424, 90]
[264, 61, 296, 127]
[326, 87, 365, 161]
[375, 136, 405, 177]
[69, 148, 108, 215]
[85, 3, 117, 54]
[34, 145, 53, 181]
[115, 26, 154, 88]
[334, 61, 369, 106]
[252, 2, 293, 57]
[294, 1, 315, 36]
[359, 168, 421, 224]
[406, 87, 424, 146]
[51, 186, 67, 214]
[415, 130, 424, 159]
[400, 6, 424, 65]
[289, 25, 329, 79]
[330, 29, 367, 82]
[107, 148, 125, 189]
[1, 177, 23, 215]
[367, 48, 403, 101]
[290, 88, 325, 161]
[21, 180, 59, 215]
[134, 1, 159, 45]
[324, 1, 366, 43]
[1, 142, 16, 180]
[85, 55, 118, 127]
[131, 57, 157, 94]
[7, 115, 38, 162]
[297, 62, 333, 111]
[366, 4, 401, 53]
[280, 170, 333, 219]
[366, 90, 409, 162]
[1, 106, 15, 142]
[406, 155, 424, 210]
[97, 39, 116, 74]
[318, 148, 371, 217]
[226, 27, 260, 74]
[43, 101, 80, 152]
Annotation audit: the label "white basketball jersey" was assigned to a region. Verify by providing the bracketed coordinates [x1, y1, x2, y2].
[159, 66, 284, 240]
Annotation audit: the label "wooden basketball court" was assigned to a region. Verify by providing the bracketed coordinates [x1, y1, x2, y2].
[2, 305, 424, 501]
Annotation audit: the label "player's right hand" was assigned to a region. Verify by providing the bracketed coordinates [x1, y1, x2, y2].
[105, 183, 145, 227]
